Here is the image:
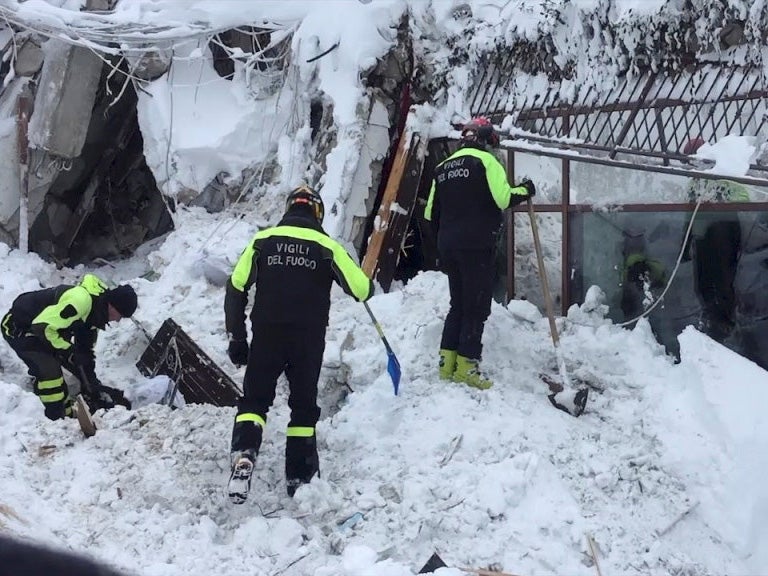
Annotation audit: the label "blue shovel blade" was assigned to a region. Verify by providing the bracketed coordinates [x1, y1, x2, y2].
[387, 352, 401, 396]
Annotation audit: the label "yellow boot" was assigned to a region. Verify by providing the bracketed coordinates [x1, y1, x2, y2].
[454, 355, 492, 390]
[438, 349, 457, 381]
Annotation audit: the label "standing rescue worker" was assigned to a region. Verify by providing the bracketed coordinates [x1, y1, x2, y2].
[424, 117, 535, 389]
[224, 184, 374, 503]
[1, 274, 137, 420]
[683, 137, 750, 341]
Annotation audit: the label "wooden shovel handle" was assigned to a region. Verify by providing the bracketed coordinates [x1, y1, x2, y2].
[526, 198, 560, 347]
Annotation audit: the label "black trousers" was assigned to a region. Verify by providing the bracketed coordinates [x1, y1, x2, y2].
[231, 322, 325, 484]
[439, 247, 495, 359]
[2, 313, 70, 420]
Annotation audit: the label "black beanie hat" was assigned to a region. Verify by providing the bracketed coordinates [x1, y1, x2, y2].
[107, 284, 137, 318]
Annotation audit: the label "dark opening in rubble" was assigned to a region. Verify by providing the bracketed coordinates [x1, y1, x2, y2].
[29, 68, 174, 265]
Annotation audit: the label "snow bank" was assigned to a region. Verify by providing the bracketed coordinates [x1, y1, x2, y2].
[1, 213, 767, 574]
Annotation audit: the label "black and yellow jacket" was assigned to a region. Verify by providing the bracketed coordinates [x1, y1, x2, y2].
[3, 274, 109, 354]
[225, 212, 374, 339]
[424, 145, 530, 251]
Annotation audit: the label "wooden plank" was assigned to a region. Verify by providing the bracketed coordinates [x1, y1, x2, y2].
[362, 131, 413, 278]
[16, 90, 30, 253]
[74, 394, 97, 437]
[373, 134, 427, 291]
[136, 318, 241, 407]
[362, 131, 428, 290]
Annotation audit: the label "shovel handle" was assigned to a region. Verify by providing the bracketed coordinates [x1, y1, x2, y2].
[526, 198, 560, 347]
[77, 365, 97, 394]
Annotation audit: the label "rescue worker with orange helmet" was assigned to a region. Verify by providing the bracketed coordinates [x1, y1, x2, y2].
[224, 184, 374, 503]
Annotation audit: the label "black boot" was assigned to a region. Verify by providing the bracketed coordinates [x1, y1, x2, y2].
[285, 436, 319, 497]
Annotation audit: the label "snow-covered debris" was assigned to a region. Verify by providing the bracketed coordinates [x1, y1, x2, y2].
[0, 1, 767, 575]
[2, 212, 768, 575]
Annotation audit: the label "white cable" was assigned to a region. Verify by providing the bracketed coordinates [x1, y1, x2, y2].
[162, 48, 176, 228]
[615, 197, 703, 327]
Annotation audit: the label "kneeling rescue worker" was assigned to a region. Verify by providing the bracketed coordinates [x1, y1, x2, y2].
[1, 274, 137, 419]
[224, 184, 374, 503]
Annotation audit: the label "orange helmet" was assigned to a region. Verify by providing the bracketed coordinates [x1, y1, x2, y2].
[461, 116, 499, 147]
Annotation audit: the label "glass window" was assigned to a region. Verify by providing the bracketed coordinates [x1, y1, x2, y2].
[569, 208, 768, 369]
[570, 161, 691, 204]
[512, 152, 562, 204]
[509, 212, 562, 310]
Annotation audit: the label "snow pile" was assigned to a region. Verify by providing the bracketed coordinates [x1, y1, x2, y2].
[1, 1, 768, 575]
[695, 135, 757, 178]
[131, 0, 407, 240]
[2, 211, 768, 575]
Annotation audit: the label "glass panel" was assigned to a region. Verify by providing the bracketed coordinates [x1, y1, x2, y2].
[513, 152, 562, 204]
[744, 183, 768, 203]
[512, 212, 562, 310]
[570, 160, 768, 205]
[568, 209, 768, 369]
[571, 161, 691, 204]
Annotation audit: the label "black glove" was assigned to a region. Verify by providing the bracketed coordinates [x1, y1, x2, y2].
[85, 384, 131, 412]
[228, 339, 249, 366]
[2, 314, 25, 339]
[61, 348, 93, 371]
[521, 179, 536, 197]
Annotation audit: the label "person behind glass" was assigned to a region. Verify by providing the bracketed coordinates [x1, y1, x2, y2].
[683, 137, 749, 341]
[424, 117, 535, 389]
[620, 230, 666, 322]
[224, 184, 374, 503]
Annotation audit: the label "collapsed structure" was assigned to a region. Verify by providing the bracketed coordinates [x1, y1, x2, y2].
[0, 1, 766, 367]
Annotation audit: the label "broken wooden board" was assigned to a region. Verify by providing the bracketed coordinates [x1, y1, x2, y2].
[362, 131, 427, 291]
[136, 318, 241, 407]
[418, 552, 523, 576]
[73, 394, 96, 438]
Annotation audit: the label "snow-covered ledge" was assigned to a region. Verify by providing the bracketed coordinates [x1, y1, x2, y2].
[135, 2, 403, 243]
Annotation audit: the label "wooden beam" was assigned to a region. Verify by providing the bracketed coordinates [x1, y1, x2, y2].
[373, 134, 427, 291]
[16, 89, 31, 253]
[136, 318, 241, 407]
[362, 130, 413, 279]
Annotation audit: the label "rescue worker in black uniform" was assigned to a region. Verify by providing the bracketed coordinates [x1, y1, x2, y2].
[1, 274, 136, 420]
[424, 117, 535, 389]
[224, 185, 374, 503]
[683, 137, 749, 341]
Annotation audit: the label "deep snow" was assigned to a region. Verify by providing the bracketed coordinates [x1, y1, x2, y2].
[1, 1, 767, 575]
[2, 206, 768, 576]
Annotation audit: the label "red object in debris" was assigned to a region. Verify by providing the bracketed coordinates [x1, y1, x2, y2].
[683, 136, 706, 155]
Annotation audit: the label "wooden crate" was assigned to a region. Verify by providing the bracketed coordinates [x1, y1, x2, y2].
[136, 318, 241, 407]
